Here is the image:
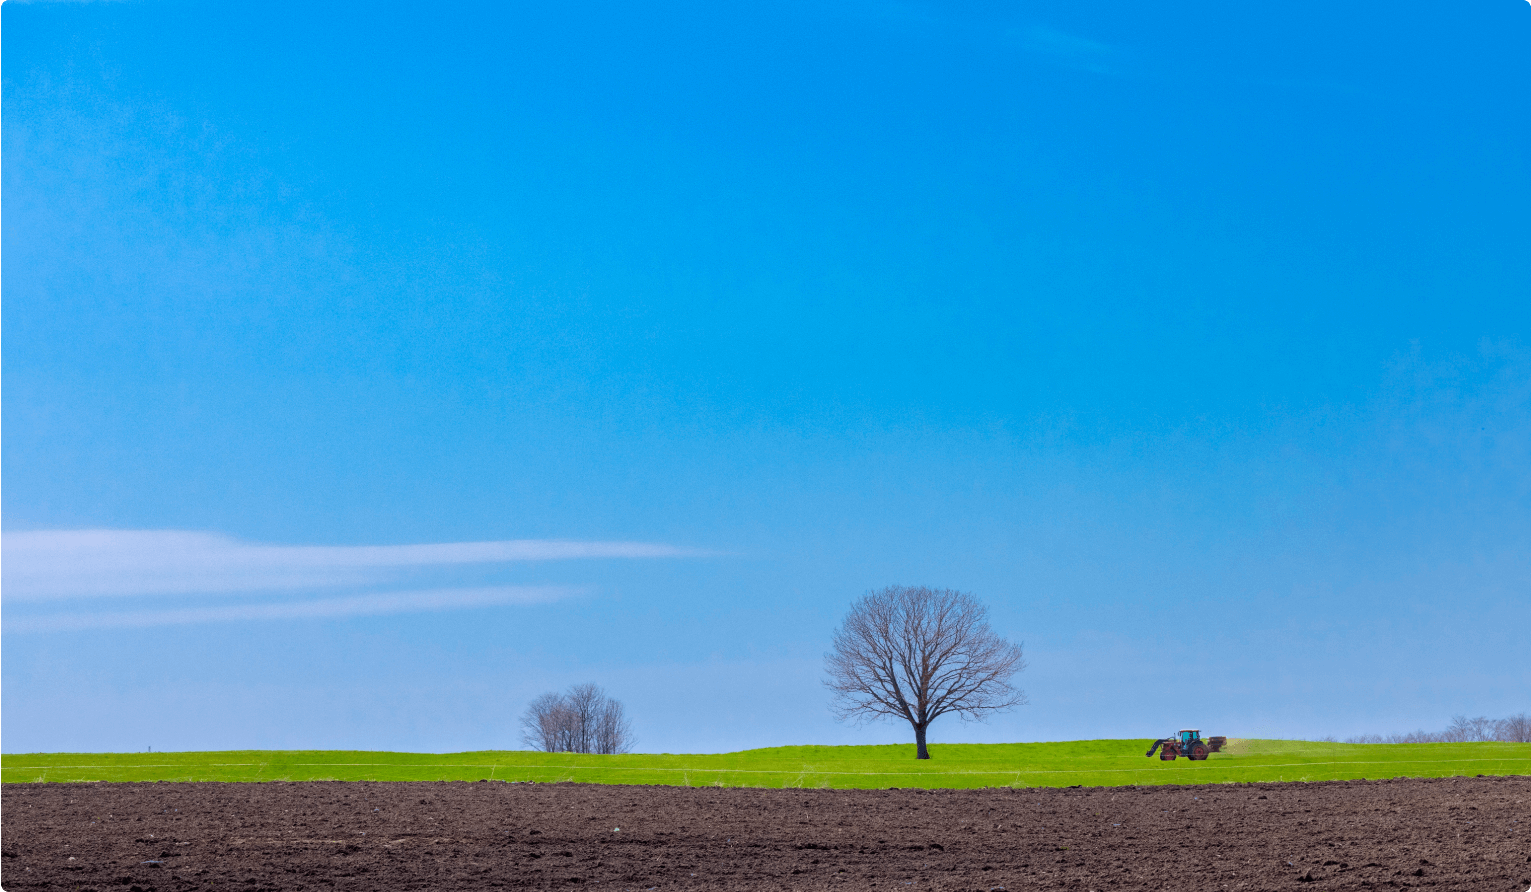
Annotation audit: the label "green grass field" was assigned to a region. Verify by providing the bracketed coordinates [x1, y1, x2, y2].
[4, 739, 1528, 788]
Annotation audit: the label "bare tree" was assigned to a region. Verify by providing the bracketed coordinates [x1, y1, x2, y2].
[521, 691, 575, 752]
[566, 683, 602, 755]
[825, 585, 1026, 759]
[520, 684, 634, 754]
[593, 694, 635, 755]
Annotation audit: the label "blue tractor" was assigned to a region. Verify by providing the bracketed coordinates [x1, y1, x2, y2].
[1145, 729, 1224, 761]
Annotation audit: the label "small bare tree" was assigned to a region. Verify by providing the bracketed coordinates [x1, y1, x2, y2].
[593, 693, 635, 755]
[565, 683, 602, 755]
[520, 684, 634, 754]
[825, 585, 1026, 759]
[521, 691, 575, 752]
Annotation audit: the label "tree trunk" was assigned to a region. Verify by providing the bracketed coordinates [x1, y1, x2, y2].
[914, 723, 930, 759]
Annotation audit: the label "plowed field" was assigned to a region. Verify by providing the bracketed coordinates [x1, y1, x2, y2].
[4, 776, 1528, 890]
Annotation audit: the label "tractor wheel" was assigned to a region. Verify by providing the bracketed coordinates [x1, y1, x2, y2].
[1190, 743, 1209, 761]
[1160, 746, 1177, 761]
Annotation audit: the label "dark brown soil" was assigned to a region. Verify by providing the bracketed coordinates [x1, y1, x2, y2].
[3, 776, 1528, 891]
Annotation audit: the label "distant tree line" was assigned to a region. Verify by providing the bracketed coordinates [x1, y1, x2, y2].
[521, 683, 634, 754]
[1337, 713, 1530, 744]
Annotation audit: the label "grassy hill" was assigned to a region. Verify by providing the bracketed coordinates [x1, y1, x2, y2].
[5, 739, 1528, 787]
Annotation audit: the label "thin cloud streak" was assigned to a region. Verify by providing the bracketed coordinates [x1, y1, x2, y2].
[2, 529, 708, 599]
[1016, 25, 1116, 74]
[3, 585, 575, 633]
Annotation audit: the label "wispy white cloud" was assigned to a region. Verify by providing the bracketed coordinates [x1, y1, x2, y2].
[829, 5, 1123, 78]
[2, 529, 707, 599]
[837, 0, 946, 29]
[1017, 25, 1116, 74]
[3, 585, 574, 633]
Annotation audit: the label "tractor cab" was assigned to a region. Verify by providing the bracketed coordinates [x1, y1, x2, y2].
[1178, 729, 1200, 746]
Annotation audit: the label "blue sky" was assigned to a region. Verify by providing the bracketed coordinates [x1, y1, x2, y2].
[3, 0, 1528, 755]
